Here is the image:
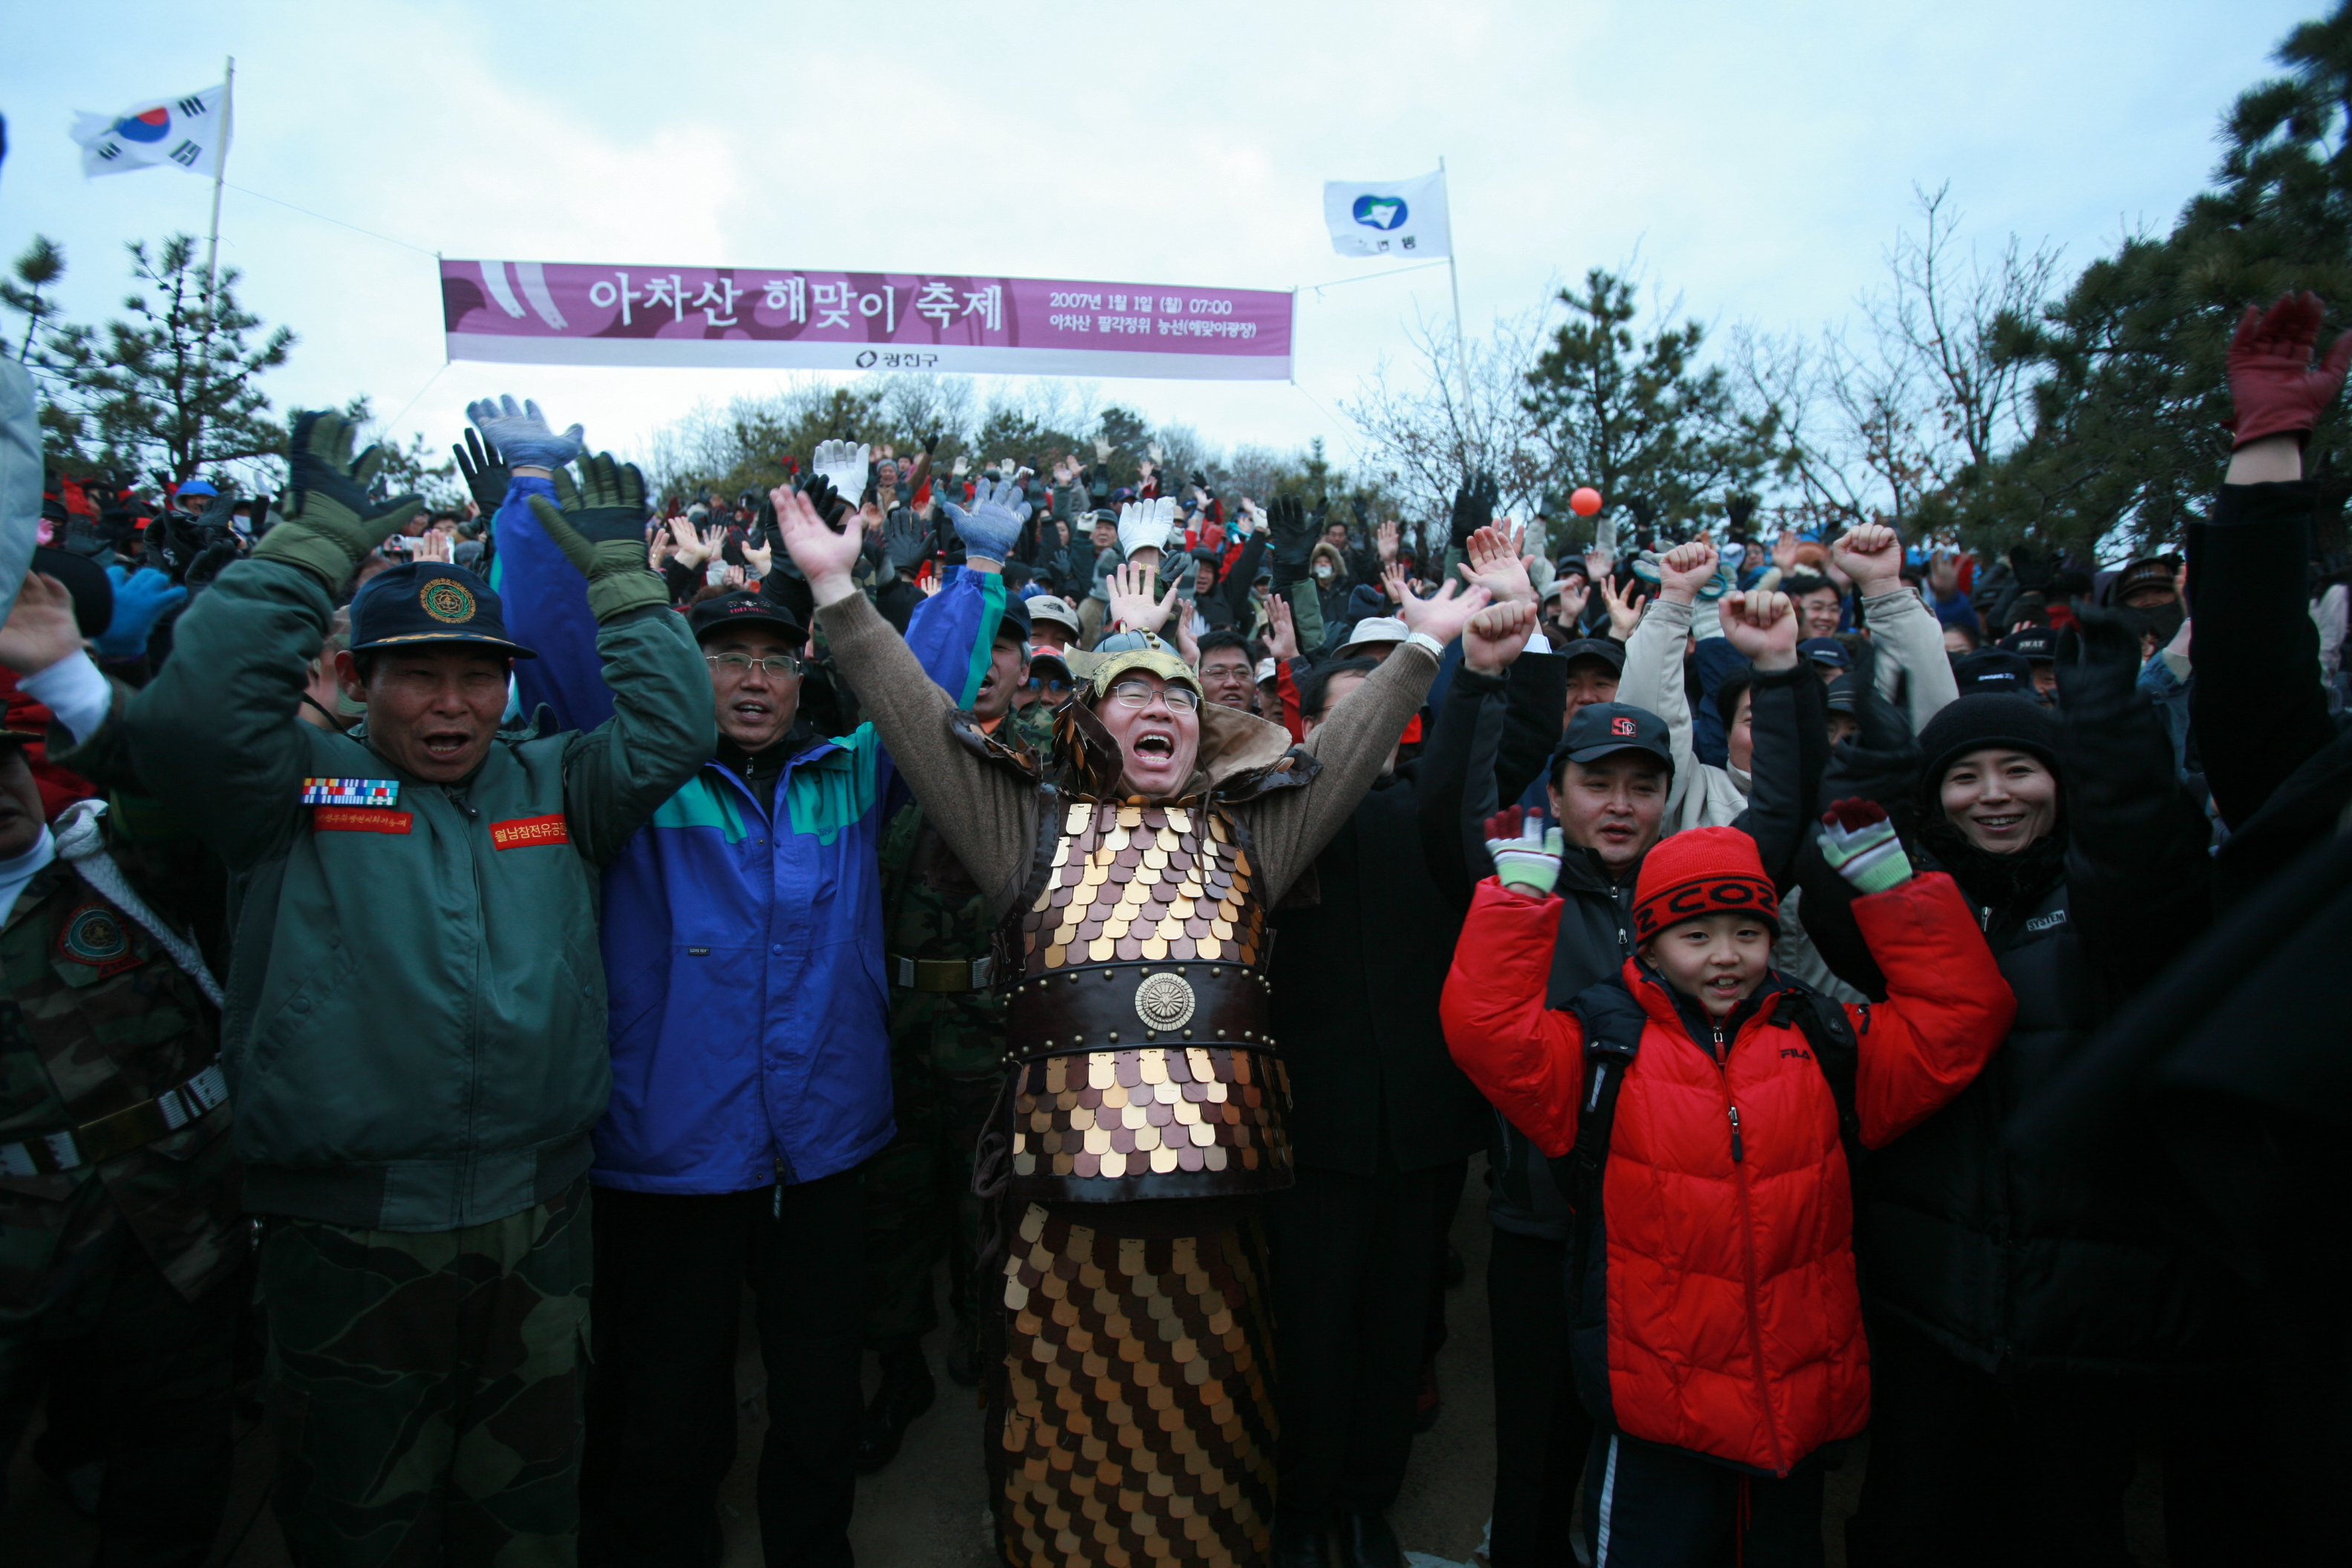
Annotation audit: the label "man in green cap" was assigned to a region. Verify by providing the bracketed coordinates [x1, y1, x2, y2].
[120, 405, 711, 1565]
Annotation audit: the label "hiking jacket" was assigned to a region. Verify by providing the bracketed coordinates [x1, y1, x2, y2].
[1441, 872, 2012, 1473]
[124, 557, 710, 1231]
[504, 515, 1002, 1195]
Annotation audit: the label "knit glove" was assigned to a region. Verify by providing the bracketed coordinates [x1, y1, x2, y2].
[1267, 495, 1313, 587]
[813, 440, 870, 505]
[254, 411, 423, 588]
[465, 395, 584, 471]
[942, 472, 1030, 563]
[2224, 291, 2352, 449]
[95, 566, 187, 659]
[1817, 798, 1913, 893]
[1484, 806, 1564, 898]
[1449, 471, 1497, 552]
[526, 453, 664, 621]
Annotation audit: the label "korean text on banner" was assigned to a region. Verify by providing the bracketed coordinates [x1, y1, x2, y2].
[442, 262, 1295, 382]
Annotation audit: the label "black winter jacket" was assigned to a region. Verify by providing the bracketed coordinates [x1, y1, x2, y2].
[1269, 653, 1561, 1177]
[1798, 626, 2221, 1377]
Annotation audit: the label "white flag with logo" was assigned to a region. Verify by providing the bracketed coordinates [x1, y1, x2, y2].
[71, 84, 229, 178]
[1322, 169, 1452, 259]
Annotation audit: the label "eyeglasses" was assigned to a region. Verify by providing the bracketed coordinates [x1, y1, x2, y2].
[1026, 676, 1074, 694]
[706, 652, 803, 677]
[1105, 679, 1201, 713]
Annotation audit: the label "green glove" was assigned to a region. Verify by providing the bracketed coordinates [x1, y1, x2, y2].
[252, 411, 422, 589]
[1817, 799, 1914, 894]
[1483, 807, 1564, 898]
[526, 452, 664, 622]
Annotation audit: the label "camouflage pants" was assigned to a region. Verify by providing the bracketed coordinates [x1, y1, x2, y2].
[860, 993, 1003, 1347]
[259, 1177, 592, 1567]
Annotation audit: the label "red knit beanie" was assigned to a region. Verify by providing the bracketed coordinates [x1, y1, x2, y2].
[1631, 826, 1780, 942]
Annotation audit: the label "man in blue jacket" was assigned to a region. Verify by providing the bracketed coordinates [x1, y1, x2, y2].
[487, 416, 1025, 1567]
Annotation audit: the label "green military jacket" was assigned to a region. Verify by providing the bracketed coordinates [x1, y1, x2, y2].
[121, 560, 712, 1233]
[0, 846, 239, 1319]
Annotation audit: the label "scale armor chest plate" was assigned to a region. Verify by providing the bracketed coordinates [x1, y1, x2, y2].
[997, 797, 1294, 1202]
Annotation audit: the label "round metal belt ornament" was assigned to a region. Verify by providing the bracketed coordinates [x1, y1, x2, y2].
[1134, 971, 1198, 1033]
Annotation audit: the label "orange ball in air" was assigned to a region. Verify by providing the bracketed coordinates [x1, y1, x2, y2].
[1569, 486, 1603, 517]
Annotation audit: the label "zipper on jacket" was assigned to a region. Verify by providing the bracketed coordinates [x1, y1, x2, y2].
[1714, 1018, 1787, 1474]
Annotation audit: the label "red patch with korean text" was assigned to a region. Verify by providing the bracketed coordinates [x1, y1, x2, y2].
[489, 814, 571, 851]
[313, 807, 414, 835]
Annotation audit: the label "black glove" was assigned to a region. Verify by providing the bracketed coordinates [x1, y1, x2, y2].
[797, 472, 851, 532]
[2008, 544, 2056, 593]
[923, 429, 942, 457]
[1725, 494, 1757, 532]
[882, 509, 929, 572]
[2053, 607, 2146, 717]
[1267, 495, 1314, 587]
[453, 428, 511, 514]
[548, 452, 650, 544]
[185, 537, 244, 588]
[1448, 471, 1497, 551]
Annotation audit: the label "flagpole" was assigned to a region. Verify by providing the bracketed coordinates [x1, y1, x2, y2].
[1440, 155, 1471, 417]
[202, 56, 234, 310]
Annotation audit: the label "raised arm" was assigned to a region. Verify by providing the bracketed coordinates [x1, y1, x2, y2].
[1416, 602, 1540, 909]
[783, 483, 1039, 915]
[1617, 541, 1710, 826]
[1835, 523, 1956, 732]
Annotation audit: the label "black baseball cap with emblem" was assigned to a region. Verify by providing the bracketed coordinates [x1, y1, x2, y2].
[348, 562, 536, 658]
[1999, 626, 2057, 663]
[1557, 636, 1627, 673]
[1546, 700, 1675, 783]
[1953, 648, 2034, 695]
[688, 591, 808, 645]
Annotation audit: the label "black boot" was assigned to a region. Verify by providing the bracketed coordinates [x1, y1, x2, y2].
[852, 1341, 936, 1474]
[1273, 1513, 1332, 1568]
[1336, 1510, 1406, 1568]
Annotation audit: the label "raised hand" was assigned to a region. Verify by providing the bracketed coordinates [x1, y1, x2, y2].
[1382, 562, 1412, 606]
[1596, 572, 1645, 640]
[1718, 588, 1799, 670]
[1817, 798, 1914, 893]
[1107, 560, 1179, 633]
[465, 395, 584, 472]
[452, 427, 511, 512]
[941, 471, 1031, 564]
[1830, 522, 1903, 596]
[742, 538, 774, 579]
[0, 572, 94, 674]
[771, 483, 863, 604]
[1463, 599, 1538, 676]
[1377, 517, 1400, 564]
[1655, 539, 1719, 604]
[1267, 495, 1313, 575]
[411, 529, 454, 564]
[813, 440, 872, 504]
[1261, 592, 1300, 662]
[526, 454, 665, 621]
[1458, 525, 1539, 605]
[1557, 576, 1591, 626]
[1448, 471, 1497, 550]
[2227, 290, 2352, 448]
[1394, 575, 1493, 647]
[666, 516, 710, 566]
[254, 410, 424, 589]
[1483, 805, 1564, 898]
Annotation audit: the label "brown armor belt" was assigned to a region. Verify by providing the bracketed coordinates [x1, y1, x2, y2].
[1000, 961, 1291, 1201]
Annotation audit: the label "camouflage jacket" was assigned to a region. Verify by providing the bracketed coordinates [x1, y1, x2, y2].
[0, 844, 239, 1317]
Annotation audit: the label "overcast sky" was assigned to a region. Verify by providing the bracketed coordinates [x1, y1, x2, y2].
[0, 0, 2320, 484]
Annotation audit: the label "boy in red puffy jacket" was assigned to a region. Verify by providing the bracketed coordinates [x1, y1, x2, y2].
[1442, 811, 2013, 1567]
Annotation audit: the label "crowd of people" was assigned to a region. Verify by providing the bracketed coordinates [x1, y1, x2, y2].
[0, 290, 2345, 1568]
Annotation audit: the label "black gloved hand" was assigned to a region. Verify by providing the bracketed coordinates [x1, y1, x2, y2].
[453, 428, 511, 514]
[882, 509, 929, 572]
[2053, 606, 2146, 716]
[798, 473, 851, 532]
[1725, 494, 1757, 533]
[2008, 544, 2055, 593]
[1448, 471, 1497, 551]
[547, 452, 650, 544]
[1267, 495, 1314, 585]
[185, 537, 244, 589]
[923, 430, 942, 457]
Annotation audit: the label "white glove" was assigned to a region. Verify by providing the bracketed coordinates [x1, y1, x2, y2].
[814, 440, 871, 505]
[1117, 496, 1176, 558]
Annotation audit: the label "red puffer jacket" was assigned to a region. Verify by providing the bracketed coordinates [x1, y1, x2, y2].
[1441, 871, 2013, 1474]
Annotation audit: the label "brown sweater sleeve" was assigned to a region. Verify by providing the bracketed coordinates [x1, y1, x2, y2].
[816, 590, 1039, 917]
[1245, 641, 1440, 902]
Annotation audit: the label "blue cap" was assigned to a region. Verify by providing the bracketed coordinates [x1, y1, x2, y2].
[349, 562, 535, 659]
[1799, 636, 1852, 669]
[177, 478, 218, 498]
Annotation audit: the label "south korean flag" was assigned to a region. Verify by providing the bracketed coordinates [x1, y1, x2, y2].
[71, 83, 229, 178]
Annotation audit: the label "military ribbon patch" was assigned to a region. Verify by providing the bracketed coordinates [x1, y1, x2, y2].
[301, 777, 400, 808]
[489, 814, 570, 850]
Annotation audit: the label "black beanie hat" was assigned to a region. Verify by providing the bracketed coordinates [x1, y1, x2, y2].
[1915, 694, 2061, 816]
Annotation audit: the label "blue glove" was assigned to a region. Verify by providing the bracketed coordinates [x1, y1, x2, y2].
[464, 395, 584, 471]
[942, 473, 1030, 562]
[96, 566, 189, 660]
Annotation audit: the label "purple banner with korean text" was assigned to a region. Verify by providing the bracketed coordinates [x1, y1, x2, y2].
[442, 260, 1294, 381]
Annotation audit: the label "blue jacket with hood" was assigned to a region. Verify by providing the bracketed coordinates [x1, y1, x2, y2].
[495, 483, 1006, 1192]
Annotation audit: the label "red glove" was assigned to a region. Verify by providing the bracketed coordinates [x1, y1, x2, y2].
[2226, 291, 2352, 449]
[1483, 804, 1526, 842]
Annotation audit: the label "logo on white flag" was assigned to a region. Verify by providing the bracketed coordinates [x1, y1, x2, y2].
[1323, 170, 1452, 259]
[72, 85, 229, 179]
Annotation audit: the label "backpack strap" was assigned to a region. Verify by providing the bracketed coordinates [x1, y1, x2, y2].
[1565, 981, 1647, 1195]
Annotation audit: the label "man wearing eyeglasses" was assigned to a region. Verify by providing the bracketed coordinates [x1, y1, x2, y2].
[497, 465, 1023, 1566]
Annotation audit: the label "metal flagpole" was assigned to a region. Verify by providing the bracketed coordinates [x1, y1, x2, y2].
[1440, 155, 1471, 414]
[202, 56, 235, 310]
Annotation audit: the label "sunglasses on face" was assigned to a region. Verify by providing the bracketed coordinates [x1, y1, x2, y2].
[1106, 679, 1201, 713]
[1026, 676, 1074, 695]
[706, 652, 804, 677]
